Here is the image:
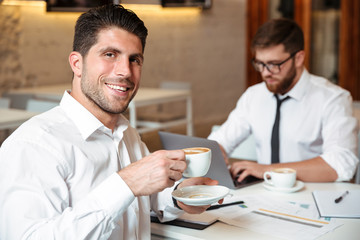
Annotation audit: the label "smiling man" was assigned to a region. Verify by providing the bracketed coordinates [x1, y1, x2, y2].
[0, 4, 218, 239]
[209, 18, 359, 183]
[70, 26, 142, 128]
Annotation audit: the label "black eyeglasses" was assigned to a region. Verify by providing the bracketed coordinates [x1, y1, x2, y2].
[252, 51, 298, 74]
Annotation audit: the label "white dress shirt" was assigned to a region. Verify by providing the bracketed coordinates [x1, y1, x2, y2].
[0, 91, 182, 240]
[208, 69, 359, 181]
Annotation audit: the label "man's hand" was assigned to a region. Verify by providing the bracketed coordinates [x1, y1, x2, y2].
[118, 150, 186, 196]
[230, 160, 270, 182]
[176, 177, 222, 214]
[232, 157, 338, 182]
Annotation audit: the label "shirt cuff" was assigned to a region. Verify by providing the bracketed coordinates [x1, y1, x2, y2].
[151, 182, 183, 222]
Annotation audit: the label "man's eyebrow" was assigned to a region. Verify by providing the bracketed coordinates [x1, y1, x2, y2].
[99, 47, 120, 54]
[131, 53, 144, 61]
[99, 47, 143, 60]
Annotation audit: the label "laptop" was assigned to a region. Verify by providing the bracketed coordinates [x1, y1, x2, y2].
[158, 131, 262, 189]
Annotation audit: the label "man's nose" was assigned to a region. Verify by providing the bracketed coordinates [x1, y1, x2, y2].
[114, 59, 131, 78]
[261, 66, 273, 78]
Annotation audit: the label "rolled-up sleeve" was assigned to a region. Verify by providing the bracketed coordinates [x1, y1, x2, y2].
[320, 92, 359, 181]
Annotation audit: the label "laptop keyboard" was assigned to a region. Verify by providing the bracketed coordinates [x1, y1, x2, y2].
[233, 174, 262, 188]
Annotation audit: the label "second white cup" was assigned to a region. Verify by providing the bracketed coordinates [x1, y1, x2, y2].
[183, 147, 211, 177]
[263, 168, 296, 188]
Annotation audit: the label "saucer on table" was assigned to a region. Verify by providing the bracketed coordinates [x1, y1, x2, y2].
[263, 180, 305, 193]
[172, 185, 230, 206]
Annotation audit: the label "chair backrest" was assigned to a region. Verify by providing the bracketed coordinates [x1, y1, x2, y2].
[211, 125, 257, 161]
[353, 101, 360, 126]
[1, 93, 35, 110]
[26, 99, 59, 113]
[356, 132, 360, 184]
[0, 97, 11, 108]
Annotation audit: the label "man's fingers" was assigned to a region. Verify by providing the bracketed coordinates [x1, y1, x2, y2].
[168, 169, 183, 182]
[230, 164, 243, 177]
[166, 150, 186, 171]
[166, 149, 186, 160]
[178, 201, 210, 214]
[197, 177, 218, 186]
[236, 171, 248, 182]
[169, 158, 187, 172]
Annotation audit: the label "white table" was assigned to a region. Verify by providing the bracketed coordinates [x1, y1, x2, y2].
[129, 88, 192, 135]
[151, 182, 360, 240]
[0, 108, 37, 131]
[5, 84, 193, 135]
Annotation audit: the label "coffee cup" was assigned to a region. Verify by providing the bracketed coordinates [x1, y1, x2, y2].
[263, 168, 296, 188]
[183, 147, 211, 177]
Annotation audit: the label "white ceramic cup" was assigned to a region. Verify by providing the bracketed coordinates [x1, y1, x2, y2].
[183, 147, 211, 177]
[263, 168, 296, 188]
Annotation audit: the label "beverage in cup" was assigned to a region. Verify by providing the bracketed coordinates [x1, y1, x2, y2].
[182, 147, 211, 177]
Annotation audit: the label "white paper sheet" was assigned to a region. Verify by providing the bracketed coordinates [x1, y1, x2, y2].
[210, 194, 343, 240]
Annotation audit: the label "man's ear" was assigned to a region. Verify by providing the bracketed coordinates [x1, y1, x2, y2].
[69, 51, 82, 78]
[294, 50, 305, 68]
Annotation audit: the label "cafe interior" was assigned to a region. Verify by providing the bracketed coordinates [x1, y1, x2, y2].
[0, 0, 360, 239]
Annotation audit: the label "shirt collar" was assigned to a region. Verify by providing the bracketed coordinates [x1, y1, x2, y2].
[286, 68, 310, 101]
[59, 91, 129, 140]
[265, 68, 310, 101]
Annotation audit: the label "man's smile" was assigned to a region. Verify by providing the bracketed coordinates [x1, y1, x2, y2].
[105, 83, 131, 92]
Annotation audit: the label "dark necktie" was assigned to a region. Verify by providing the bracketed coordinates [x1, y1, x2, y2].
[271, 95, 290, 163]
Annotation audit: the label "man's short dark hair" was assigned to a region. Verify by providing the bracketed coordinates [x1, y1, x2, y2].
[251, 18, 304, 54]
[73, 4, 148, 57]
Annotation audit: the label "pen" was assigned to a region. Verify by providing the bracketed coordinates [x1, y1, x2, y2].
[334, 190, 349, 203]
[207, 200, 244, 210]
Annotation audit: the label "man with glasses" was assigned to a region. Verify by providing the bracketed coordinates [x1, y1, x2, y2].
[209, 18, 358, 183]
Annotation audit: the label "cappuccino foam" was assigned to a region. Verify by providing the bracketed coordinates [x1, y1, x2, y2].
[183, 147, 210, 155]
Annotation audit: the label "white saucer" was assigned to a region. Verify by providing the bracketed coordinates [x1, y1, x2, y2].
[263, 180, 305, 193]
[172, 185, 230, 206]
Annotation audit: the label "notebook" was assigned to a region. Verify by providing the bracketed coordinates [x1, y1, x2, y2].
[150, 211, 218, 230]
[158, 131, 262, 189]
[312, 190, 360, 218]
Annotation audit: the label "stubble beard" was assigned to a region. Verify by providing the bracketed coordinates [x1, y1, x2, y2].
[81, 69, 134, 115]
[265, 62, 296, 95]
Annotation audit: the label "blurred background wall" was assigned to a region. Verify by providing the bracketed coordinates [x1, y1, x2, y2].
[0, 0, 247, 137]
